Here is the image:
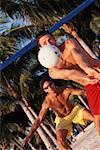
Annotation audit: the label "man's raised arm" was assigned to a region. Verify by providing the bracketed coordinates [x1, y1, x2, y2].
[70, 88, 85, 96]
[66, 39, 100, 79]
[49, 67, 98, 85]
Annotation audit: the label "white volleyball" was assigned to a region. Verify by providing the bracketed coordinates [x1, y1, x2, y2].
[38, 44, 61, 68]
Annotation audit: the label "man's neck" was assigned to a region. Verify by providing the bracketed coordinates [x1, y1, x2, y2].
[58, 42, 65, 52]
[56, 57, 66, 69]
[48, 88, 59, 97]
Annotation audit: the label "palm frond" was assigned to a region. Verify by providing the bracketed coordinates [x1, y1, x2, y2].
[3, 24, 35, 35]
[0, 0, 21, 19]
[0, 36, 16, 61]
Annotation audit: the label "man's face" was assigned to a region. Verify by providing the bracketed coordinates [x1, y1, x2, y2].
[43, 81, 56, 93]
[38, 34, 56, 47]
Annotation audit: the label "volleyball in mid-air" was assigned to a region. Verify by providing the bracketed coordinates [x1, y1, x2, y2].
[38, 44, 61, 68]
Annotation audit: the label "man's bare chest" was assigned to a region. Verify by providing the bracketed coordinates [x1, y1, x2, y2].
[63, 51, 77, 66]
[49, 94, 70, 109]
[49, 95, 72, 117]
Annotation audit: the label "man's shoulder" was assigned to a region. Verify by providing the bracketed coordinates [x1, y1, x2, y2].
[62, 86, 72, 93]
[48, 67, 61, 79]
[45, 94, 51, 100]
[43, 95, 51, 107]
[58, 38, 75, 51]
[65, 38, 77, 47]
[65, 37, 76, 43]
[58, 42, 65, 52]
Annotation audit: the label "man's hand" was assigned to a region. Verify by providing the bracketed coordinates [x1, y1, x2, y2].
[86, 76, 99, 85]
[86, 68, 100, 80]
[60, 24, 78, 38]
[94, 67, 100, 80]
[22, 134, 32, 147]
[94, 72, 100, 80]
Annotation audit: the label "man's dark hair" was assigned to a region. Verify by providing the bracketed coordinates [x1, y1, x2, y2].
[36, 30, 53, 47]
[40, 78, 52, 90]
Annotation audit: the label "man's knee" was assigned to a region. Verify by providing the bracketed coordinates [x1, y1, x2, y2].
[56, 129, 72, 150]
[56, 129, 68, 142]
[56, 130, 63, 143]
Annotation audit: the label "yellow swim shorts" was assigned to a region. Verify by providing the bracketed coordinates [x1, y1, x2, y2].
[55, 105, 87, 135]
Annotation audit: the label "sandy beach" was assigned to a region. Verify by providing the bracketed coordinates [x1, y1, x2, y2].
[71, 123, 100, 150]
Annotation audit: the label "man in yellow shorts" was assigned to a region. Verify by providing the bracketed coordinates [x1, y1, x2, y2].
[22, 79, 94, 150]
[55, 104, 86, 136]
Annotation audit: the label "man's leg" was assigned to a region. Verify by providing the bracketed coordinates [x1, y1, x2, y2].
[94, 115, 100, 136]
[82, 109, 94, 122]
[56, 129, 72, 150]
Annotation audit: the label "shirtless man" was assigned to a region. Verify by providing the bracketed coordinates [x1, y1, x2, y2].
[36, 28, 100, 136]
[22, 79, 94, 150]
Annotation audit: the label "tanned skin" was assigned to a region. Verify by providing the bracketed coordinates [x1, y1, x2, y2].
[38, 34, 100, 85]
[22, 80, 94, 150]
[37, 28, 100, 136]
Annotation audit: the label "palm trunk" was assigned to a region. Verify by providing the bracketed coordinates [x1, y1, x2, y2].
[44, 119, 56, 134]
[78, 96, 90, 110]
[9, 143, 15, 150]
[28, 106, 60, 149]
[17, 135, 36, 150]
[19, 101, 54, 150]
[2, 76, 54, 149]
[29, 143, 36, 150]
[1, 144, 6, 150]
[16, 131, 36, 150]
[75, 36, 97, 59]
[62, 24, 97, 59]
[11, 139, 23, 150]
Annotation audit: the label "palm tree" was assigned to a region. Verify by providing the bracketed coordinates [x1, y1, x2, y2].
[0, 0, 99, 149]
[61, 23, 97, 59]
[27, 105, 59, 149]
[1, 72, 59, 149]
[19, 101, 55, 150]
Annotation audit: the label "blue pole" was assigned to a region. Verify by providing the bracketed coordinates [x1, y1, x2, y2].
[0, 40, 36, 71]
[0, 0, 95, 71]
[49, 0, 95, 33]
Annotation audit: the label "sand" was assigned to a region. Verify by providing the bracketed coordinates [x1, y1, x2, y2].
[71, 123, 100, 150]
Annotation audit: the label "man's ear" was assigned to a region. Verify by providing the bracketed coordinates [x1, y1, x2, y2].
[39, 45, 42, 48]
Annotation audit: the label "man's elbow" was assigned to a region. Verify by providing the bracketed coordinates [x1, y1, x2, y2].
[48, 70, 56, 79]
[48, 68, 73, 80]
[78, 89, 85, 96]
[65, 38, 77, 49]
[48, 69, 61, 79]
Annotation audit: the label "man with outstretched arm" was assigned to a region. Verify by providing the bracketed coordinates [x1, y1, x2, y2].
[36, 27, 100, 136]
[22, 79, 94, 150]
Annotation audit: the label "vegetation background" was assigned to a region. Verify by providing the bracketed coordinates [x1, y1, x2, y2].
[0, 0, 100, 149]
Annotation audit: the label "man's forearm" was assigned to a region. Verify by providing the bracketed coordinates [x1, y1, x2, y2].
[61, 69, 87, 81]
[49, 67, 99, 85]
[83, 66, 100, 80]
[61, 69, 99, 85]
[49, 67, 89, 84]
[29, 118, 41, 136]
[71, 89, 85, 95]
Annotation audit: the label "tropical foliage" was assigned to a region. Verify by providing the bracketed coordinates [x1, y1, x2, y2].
[0, 0, 99, 149]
